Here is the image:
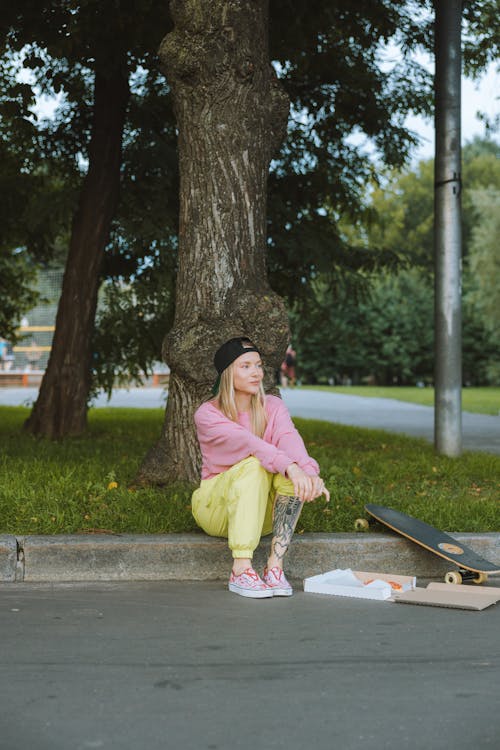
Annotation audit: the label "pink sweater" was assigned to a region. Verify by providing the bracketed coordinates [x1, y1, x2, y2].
[194, 394, 320, 480]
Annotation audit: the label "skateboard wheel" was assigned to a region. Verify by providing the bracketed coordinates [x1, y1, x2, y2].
[473, 572, 488, 585]
[354, 518, 369, 532]
[444, 571, 462, 585]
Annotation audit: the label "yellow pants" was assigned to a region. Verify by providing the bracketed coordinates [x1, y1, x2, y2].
[191, 456, 297, 558]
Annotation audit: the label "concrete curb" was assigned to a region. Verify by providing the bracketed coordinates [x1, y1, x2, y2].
[0, 536, 19, 582]
[1, 532, 499, 583]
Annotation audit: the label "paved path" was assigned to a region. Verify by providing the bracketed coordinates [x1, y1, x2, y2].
[2, 386, 499, 454]
[1, 580, 499, 750]
[0, 386, 168, 410]
[283, 388, 500, 455]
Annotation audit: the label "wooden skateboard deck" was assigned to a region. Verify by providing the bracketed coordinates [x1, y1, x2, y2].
[364, 503, 500, 584]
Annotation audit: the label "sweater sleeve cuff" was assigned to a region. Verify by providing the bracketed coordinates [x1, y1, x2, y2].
[273, 453, 294, 477]
[299, 459, 320, 476]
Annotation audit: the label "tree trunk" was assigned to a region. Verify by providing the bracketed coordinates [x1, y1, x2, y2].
[24, 66, 130, 438]
[136, 0, 290, 485]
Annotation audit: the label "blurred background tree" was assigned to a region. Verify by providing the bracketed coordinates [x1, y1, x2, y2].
[0, 0, 498, 424]
[290, 137, 500, 386]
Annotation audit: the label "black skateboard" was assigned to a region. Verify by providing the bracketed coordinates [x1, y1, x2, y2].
[359, 503, 500, 585]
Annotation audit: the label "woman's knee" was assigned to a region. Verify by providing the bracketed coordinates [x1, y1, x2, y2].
[226, 459, 272, 515]
[229, 456, 269, 485]
[191, 487, 228, 537]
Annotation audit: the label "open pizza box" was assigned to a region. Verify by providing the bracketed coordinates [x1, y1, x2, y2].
[303, 569, 500, 609]
[303, 569, 416, 601]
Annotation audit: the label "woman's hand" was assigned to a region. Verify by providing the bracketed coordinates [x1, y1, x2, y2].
[311, 474, 330, 504]
[286, 463, 330, 503]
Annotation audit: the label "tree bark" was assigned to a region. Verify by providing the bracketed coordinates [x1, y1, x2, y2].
[24, 66, 130, 438]
[136, 0, 290, 485]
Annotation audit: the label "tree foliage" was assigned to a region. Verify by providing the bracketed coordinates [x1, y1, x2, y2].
[0, 0, 498, 394]
[290, 138, 500, 386]
[363, 137, 500, 268]
[1, 1, 436, 330]
[0, 250, 38, 340]
[462, 0, 500, 79]
[92, 261, 175, 397]
[466, 187, 500, 382]
[0, 0, 178, 382]
[267, 0, 433, 301]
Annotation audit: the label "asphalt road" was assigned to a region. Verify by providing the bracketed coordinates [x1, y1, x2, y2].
[1, 580, 499, 750]
[283, 388, 500, 455]
[1, 386, 499, 454]
[1, 390, 499, 748]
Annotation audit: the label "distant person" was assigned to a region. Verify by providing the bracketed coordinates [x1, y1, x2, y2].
[3, 343, 15, 371]
[26, 339, 42, 370]
[0, 338, 7, 370]
[192, 336, 330, 599]
[280, 344, 297, 387]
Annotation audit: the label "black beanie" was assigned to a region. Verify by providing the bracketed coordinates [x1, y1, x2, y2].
[213, 337, 261, 375]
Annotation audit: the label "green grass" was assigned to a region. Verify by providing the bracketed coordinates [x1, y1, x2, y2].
[1, 406, 499, 536]
[0, 407, 196, 536]
[301, 385, 500, 415]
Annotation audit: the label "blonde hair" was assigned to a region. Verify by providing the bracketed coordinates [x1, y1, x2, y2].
[216, 360, 268, 438]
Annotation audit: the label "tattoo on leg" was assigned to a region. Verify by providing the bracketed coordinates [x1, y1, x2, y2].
[271, 494, 303, 561]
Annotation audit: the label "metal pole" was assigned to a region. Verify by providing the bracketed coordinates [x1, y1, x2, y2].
[434, 0, 463, 456]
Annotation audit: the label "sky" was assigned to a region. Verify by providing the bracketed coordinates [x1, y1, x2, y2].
[406, 60, 499, 161]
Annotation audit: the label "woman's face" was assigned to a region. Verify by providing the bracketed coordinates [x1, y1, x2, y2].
[231, 350, 264, 396]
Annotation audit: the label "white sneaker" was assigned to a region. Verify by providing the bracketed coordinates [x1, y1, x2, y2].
[228, 568, 273, 598]
[263, 566, 293, 596]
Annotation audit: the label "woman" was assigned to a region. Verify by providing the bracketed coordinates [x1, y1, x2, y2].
[192, 336, 330, 598]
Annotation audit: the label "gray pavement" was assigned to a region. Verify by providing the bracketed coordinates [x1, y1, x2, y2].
[2, 388, 500, 748]
[1, 580, 500, 750]
[2, 385, 499, 454]
[283, 388, 500, 455]
[0, 386, 168, 410]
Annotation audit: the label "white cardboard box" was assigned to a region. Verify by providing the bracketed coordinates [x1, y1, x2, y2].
[303, 569, 416, 601]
